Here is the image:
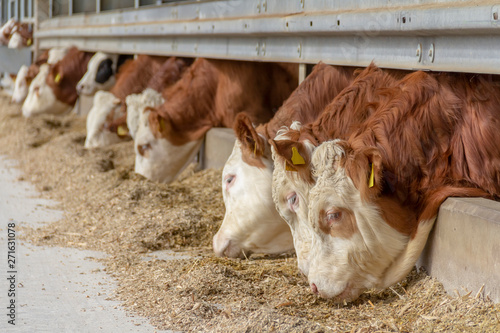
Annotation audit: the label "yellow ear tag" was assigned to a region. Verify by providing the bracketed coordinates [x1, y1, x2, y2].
[117, 125, 128, 137]
[285, 164, 296, 172]
[27, 38, 32, 46]
[369, 163, 374, 188]
[158, 117, 166, 132]
[54, 73, 61, 84]
[291, 146, 305, 165]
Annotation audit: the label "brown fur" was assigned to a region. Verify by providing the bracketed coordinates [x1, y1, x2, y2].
[149, 58, 298, 146]
[46, 47, 93, 106]
[343, 69, 500, 237]
[25, 50, 50, 86]
[10, 22, 32, 46]
[271, 64, 408, 182]
[106, 56, 189, 134]
[238, 62, 358, 168]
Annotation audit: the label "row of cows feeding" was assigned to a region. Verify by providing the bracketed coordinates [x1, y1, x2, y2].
[4, 45, 500, 303]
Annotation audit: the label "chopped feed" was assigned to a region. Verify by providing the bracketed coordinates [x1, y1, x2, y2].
[0, 92, 498, 332]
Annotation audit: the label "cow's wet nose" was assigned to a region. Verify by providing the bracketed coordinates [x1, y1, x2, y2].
[310, 283, 319, 295]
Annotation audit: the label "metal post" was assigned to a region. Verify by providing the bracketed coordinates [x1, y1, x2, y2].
[134, 0, 139, 9]
[96, 0, 100, 13]
[156, 0, 161, 5]
[20, 0, 24, 19]
[28, 0, 32, 18]
[68, 0, 72, 16]
[298, 63, 307, 84]
[48, 0, 52, 18]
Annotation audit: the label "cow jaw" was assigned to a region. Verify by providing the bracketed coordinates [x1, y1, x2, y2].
[11, 65, 28, 103]
[306, 141, 409, 301]
[7, 31, 22, 49]
[134, 109, 202, 183]
[22, 64, 72, 118]
[84, 91, 124, 148]
[214, 140, 293, 258]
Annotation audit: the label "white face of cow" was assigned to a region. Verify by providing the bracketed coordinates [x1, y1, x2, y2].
[213, 140, 294, 258]
[84, 90, 124, 148]
[270, 124, 317, 276]
[0, 18, 15, 44]
[77, 52, 118, 95]
[126, 88, 164, 140]
[21, 64, 72, 118]
[11, 65, 28, 103]
[134, 109, 202, 183]
[305, 140, 437, 302]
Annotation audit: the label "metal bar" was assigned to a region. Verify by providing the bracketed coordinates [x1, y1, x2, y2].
[69, 0, 72, 16]
[134, 0, 139, 9]
[48, 0, 52, 18]
[28, 0, 32, 18]
[298, 63, 306, 84]
[96, 0, 100, 14]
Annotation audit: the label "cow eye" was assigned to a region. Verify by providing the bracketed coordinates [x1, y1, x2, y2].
[287, 192, 298, 212]
[326, 210, 342, 225]
[224, 174, 236, 190]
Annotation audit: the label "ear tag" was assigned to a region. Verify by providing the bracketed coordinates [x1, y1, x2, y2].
[27, 38, 32, 46]
[117, 125, 129, 137]
[369, 163, 374, 188]
[54, 73, 61, 84]
[285, 164, 297, 172]
[158, 117, 166, 132]
[291, 146, 305, 165]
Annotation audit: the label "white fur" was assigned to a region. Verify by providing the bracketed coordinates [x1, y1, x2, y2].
[77, 52, 118, 95]
[126, 88, 164, 140]
[47, 47, 69, 64]
[271, 123, 316, 275]
[7, 31, 22, 49]
[306, 141, 410, 301]
[213, 139, 294, 258]
[11, 65, 28, 103]
[133, 107, 202, 183]
[84, 91, 125, 148]
[0, 19, 16, 45]
[21, 64, 72, 118]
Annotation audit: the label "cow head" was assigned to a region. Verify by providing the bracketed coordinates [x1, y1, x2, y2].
[134, 107, 203, 183]
[84, 91, 125, 148]
[213, 113, 293, 258]
[269, 122, 317, 276]
[11, 65, 29, 103]
[126, 88, 164, 140]
[22, 64, 72, 117]
[7, 22, 32, 49]
[77, 52, 119, 95]
[306, 140, 435, 302]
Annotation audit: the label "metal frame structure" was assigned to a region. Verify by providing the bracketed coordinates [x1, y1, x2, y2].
[29, 0, 500, 74]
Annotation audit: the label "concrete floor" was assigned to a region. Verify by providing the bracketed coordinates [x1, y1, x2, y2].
[0, 156, 169, 333]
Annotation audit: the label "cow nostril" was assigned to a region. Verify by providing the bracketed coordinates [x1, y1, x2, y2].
[311, 283, 319, 294]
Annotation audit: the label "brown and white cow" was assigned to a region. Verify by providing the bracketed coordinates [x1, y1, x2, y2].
[139, 58, 298, 184]
[22, 46, 92, 117]
[84, 55, 171, 148]
[7, 21, 32, 49]
[76, 52, 133, 95]
[273, 67, 500, 302]
[270, 64, 405, 275]
[212, 63, 357, 258]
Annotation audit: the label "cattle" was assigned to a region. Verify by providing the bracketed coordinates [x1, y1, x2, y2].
[272, 66, 500, 302]
[84, 55, 188, 148]
[270, 64, 405, 275]
[0, 71, 16, 96]
[22, 47, 92, 117]
[0, 19, 16, 45]
[212, 63, 357, 258]
[7, 21, 32, 49]
[11, 49, 52, 104]
[76, 52, 133, 95]
[141, 58, 298, 184]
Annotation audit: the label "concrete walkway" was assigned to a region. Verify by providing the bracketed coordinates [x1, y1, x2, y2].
[0, 156, 167, 333]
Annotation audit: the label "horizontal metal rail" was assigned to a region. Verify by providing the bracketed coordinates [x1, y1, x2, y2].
[35, 0, 500, 74]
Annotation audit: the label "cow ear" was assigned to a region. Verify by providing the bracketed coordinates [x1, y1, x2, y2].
[270, 138, 313, 182]
[233, 113, 266, 159]
[147, 107, 171, 139]
[348, 147, 383, 201]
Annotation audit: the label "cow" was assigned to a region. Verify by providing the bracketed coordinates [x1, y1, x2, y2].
[0, 71, 16, 95]
[272, 66, 500, 302]
[212, 63, 357, 258]
[269, 64, 406, 275]
[76, 52, 133, 95]
[0, 19, 16, 45]
[140, 58, 298, 184]
[84, 55, 189, 148]
[22, 46, 92, 117]
[7, 21, 32, 49]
